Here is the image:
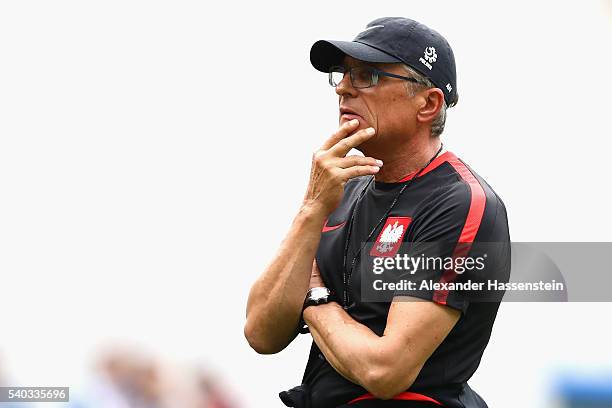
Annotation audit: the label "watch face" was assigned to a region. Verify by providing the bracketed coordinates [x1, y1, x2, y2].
[310, 287, 330, 301]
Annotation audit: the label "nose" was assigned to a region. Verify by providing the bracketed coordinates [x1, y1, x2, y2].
[335, 71, 358, 98]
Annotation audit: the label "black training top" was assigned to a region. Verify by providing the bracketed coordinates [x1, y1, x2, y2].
[300, 151, 511, 408]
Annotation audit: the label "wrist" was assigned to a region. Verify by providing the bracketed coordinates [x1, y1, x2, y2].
[298, 287, 334, 334]
[297, 202, 327, 225]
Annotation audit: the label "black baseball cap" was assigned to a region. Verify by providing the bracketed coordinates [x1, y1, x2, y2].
[310, 17, 458, 107]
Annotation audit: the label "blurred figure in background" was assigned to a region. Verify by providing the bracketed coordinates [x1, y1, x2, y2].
[552, 371, 612, 408]
[193, 369, 237, 408]
[70, 343, 163, 408]
[70, 343, 240, 408]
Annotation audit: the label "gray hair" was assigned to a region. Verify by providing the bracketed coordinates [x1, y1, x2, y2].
[401, 64, 447, 138]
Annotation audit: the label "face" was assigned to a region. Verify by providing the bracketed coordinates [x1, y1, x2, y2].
[335, 56, 420, 156]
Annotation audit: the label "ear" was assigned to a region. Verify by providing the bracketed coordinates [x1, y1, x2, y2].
[416, 88, 445, 124]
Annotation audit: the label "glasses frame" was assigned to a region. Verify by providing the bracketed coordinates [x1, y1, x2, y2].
[328, 65, 429, 89]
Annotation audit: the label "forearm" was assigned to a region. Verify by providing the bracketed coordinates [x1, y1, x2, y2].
[304, 300, 457, 399]
[303, 302, 384, 386]
[245, 120, 382, 354]
[245, 205, 326, 354]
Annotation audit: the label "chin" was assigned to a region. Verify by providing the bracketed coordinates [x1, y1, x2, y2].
[340, 116, 370, 130]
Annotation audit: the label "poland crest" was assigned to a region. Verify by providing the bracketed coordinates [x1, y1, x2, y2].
[370, 217, 412, 257]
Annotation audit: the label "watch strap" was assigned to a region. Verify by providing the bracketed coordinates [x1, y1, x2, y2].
[297, 287, 334, 335]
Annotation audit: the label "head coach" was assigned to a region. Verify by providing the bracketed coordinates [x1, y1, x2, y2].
[244, 17, 510, 408]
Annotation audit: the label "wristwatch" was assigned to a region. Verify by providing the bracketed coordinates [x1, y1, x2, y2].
[303, 287, 332, 309]
[297, 287, 333, 334]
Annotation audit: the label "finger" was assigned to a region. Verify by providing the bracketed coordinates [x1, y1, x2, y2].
[329, 127, 376, 157]
[320, 119, 361, 150]
[335, 155, 383, 169]
[340, 165, 381, 180]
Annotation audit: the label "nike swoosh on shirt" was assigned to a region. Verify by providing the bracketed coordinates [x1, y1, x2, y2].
[322, 220, 346, 232]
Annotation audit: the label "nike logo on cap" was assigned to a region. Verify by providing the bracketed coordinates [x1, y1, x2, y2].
[358, 25, 384, 35]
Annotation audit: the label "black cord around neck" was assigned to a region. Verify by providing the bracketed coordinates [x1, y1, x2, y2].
[341, 143, 444, 309]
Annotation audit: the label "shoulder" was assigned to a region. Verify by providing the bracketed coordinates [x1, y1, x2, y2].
[411, 152, 509, 242]
[431, 153, 506, 215]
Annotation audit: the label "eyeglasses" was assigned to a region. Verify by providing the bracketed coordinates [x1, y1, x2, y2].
[328, 65, 428, 89]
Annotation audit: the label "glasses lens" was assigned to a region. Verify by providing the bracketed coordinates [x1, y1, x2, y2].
[350, 67, 374, 88]
[329, 67, 345, 87]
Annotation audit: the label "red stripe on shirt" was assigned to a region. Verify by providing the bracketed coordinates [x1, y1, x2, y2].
[349, 391, 443, 405]
[398, 151, 455, 182]
[433, 156, 487, 304]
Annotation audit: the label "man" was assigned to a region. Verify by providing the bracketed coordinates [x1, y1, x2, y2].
[245, 17, 510, 408]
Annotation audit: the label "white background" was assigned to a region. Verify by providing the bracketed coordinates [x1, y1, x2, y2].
[1, 1, 611, 407]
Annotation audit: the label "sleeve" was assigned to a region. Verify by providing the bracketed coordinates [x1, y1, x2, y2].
[388, 179, 509, 314]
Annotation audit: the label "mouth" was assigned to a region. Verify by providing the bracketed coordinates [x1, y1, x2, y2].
[339, 106, 364, 122]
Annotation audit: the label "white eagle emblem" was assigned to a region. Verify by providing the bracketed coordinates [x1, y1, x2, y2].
[424, 47, 438, 64]
[375, 221, 404, 254]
